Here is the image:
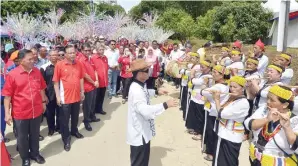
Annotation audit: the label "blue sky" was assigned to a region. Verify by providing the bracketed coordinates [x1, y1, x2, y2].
[117, 0, 141, 12]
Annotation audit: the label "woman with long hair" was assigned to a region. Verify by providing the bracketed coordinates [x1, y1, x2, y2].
[244, 85, 298, 166]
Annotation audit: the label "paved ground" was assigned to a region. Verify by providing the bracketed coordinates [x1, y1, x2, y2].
[5, 83, 250, 166]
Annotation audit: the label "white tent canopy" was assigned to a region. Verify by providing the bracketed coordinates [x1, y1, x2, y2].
[262, 0, 298, 48]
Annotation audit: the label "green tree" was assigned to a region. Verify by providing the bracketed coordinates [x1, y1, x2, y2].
[196, 9, 216, 40]
[1, 1, 53, 18]
[156, 8, 196, 39]
[218, 14, 236, 42]
[196, 2, 272, 43]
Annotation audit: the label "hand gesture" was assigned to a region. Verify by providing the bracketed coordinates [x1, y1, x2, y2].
[158, 88, 169, 95]
[211, 90, 221, 101]
[267, 106, 279, 122]
[278, 112, 291, 128]
[166, 99, 178, 108]
[5, 114, 12, 126]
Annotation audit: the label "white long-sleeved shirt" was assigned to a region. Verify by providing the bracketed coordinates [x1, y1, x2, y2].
[169, 49, 183, 61]
[244, 107, 298, 158]
[126, 81, 165, 146]
[190, 73, 212, 104]
[256, 54, 269, 76]
[201, 83, 230, 117]
[281, 68, 293, 84]
[227, 61, 245, 76]
[104, 48, 119, 67]
[217, 98, 249, 143]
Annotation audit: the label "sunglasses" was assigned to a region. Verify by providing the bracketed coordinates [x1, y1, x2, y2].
[59, 54, 64, 56]
[83, 50, 92, 52]
[111, 44, 116, 46]
[140, 69, 149, 73]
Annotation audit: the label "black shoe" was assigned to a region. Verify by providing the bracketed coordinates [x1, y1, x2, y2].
[64, 143, 71, 152]
[4, 137, 10, 143]
[84, 123, 92, 131]
[98, 111, 106, 115]
[48, 130, 54, 136]
[39, 135, 44, 141]
[22, 159, 31, 166]
[90, 118, 100, 122]
[71, 132, 84, 139]
[31, 154, 45, 164]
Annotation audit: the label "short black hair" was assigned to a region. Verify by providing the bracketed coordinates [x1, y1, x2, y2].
[82, 43, 91, 50]
[7, 48, 16, 58]
[152, 40, 157, 44]
[110, 40, 116, 44]
[139, 48, 145, 53]
[18, 49, 32, 59]
[277, 85, 294, 110]
[65, 45, 75, 52]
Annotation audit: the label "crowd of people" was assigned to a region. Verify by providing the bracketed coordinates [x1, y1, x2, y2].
[1, 36, 298, 166]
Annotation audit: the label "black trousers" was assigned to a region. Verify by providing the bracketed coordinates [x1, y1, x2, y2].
[174, 78, 181, 87]
[130, 138, 150, 166]
[95, 87, 106, 113]
[122, 77, 132, 99]
[116, 75, 122, 93]
[15, 115, 42, 160]
[83, 89, 97, 122]
[46, 99, 60, 131]
[205, 113, 217, 156]
[60, 102, 80, 144]
[213, 138, 242, 166]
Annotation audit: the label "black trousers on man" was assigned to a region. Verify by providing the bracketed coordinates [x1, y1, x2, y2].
[15, 115, 42, 160]
[130, 137, 150, 166]
[60, 102, 80, 144]
[122, 77, 132, 99]
[95, 87, 106, 113]
[83, 89, 97, 122]
[46, 99, 60, 132]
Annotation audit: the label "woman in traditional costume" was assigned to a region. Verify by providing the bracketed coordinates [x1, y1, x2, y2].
[227, 50, 245, 76]
[185, 60, 212, 140]
[244, 85, 298, 166]
[212, 76, 250, 166]
[200, 65, 230, 161]
[274, 53, 293, 85]
[248, 64, 284, 111]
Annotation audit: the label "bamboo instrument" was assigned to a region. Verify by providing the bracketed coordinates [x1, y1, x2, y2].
[203, 89, 232, 95]
[246, 77, 269, 81]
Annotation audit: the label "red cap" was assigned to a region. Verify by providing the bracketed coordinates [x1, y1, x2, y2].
[255, 39, 265, 51]
[233, 40, 242, 49]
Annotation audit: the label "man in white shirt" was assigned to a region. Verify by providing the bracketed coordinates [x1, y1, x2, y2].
[169, 43, 182, 61]
[104, 40, 120, 98]
[127, 59, 178, 166]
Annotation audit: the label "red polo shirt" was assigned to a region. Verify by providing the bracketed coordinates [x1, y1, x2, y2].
[2, 66, 46, 120]
[91, 54, 108, 88]
[78, 55, 96, 92]
[118, 56, 133, 78]
[52, 59, 84, 104]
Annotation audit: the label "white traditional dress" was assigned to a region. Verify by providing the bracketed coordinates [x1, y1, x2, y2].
[244, 107, 298, 166]
[213, 96, 249, 166]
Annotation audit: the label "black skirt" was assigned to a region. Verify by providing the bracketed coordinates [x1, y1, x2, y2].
[185, 101, 205, 134]
[205, 112, 217, 156]
[212, 137, 242, 166]
[180, 86, 188, 119]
